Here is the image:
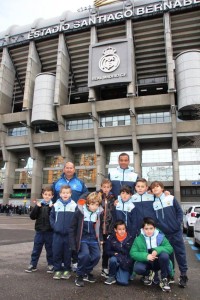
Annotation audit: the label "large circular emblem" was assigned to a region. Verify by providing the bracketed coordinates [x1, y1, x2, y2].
[99, 47, 120, 73]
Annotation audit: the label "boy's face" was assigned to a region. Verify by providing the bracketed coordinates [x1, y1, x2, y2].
[60, 188, 72, 201]
[151, 184, 163, 197]
[87, 202, 99, 212]
[118, 155, 129, 169]
[143, 224, 155, 237]
[135, 182, 148, 195]
[114, 224, 126, 236]
[42, 191, 53, 202]
[120, 191, 131, 202]
[101, 183, 112, 195]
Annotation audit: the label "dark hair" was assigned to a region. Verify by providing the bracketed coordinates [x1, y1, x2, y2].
[150, 181, 164, 191]
[42, 186, 54, 194]
[114, 220, 127, 229]
[120, 185, 132, 195]
[142, 217, 156, 228]
[119, 152, 129, 160]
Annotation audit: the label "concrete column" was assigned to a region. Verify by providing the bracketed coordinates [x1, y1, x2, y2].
[54, 33, 70, 105]
[0, 47, 15, 113]
[170, 93, 181, 202]
[31, 150, 45, 204]
[89, 100, 102, 188]
[55, 105, 69, 159]
[163, 13, 176, 92]
[129, 98, 141, 176]
[3, 152, 18, 204]
[23, 41, 41, 110]
[126, 19, 136, 96]
[89, 26, 98, 101]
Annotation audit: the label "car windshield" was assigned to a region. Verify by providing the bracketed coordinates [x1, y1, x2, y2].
[194, 207, 200, 213]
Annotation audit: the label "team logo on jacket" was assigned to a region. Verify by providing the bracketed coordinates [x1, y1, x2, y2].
[99, 47, 120, 73]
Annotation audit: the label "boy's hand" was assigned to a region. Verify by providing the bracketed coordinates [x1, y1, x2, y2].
[114, 199, 118, 206]
[164, 190, 170, 196]
[36, 200, 41, 207]
[151, 250, 158, 258]
[147, 253, 158, 261]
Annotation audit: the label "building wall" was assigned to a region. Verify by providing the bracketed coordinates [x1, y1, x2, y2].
[0, 1, 200, 204]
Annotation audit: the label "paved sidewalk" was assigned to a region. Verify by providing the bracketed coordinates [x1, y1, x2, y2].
[0, 215, 199, 300]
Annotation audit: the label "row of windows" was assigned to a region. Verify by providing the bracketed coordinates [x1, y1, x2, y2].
[5, 111, 175, 135]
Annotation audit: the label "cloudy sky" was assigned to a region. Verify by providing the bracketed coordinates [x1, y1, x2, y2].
[0, 0, 94, 32]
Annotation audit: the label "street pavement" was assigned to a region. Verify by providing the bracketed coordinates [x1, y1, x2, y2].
[0, 214, 199, 300]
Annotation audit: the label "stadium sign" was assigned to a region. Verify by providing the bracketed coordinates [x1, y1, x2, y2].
[27, 0, 200, 40]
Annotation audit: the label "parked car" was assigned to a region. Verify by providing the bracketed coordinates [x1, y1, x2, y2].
[183, 205, 200, 237]
[194, 213, 200, 247]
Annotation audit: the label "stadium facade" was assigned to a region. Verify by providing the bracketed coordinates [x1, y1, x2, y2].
[0, 0, 200, 205]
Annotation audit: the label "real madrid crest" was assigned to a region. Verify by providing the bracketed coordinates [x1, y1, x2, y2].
[99, 46, 120, 73]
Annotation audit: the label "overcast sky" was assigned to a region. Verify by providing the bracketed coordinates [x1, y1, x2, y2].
[0, 0, 94, 32]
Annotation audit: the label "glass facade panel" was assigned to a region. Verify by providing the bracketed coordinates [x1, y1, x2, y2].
[137, 112, 171, 124]
[15, 170, 32, 184]
[8, 126, 28, 136]
[44, 156, 64, 168]
[142, 150, 172, 163]
[179, 165, 200, 180]
[66, 119, 93, 130]
[74, 153, 96, 166]
[100, 115, 130, 127]
[76, 169, 96, 184]
[43, 170, 63, 184]
[142, 166, 173, 181]
[178, 148, 200, 162]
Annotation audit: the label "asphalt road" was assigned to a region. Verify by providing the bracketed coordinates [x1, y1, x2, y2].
[0, 214, 199, 300]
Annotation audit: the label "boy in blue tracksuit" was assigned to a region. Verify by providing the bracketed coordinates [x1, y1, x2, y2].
[131, 178, 156, 234]
[50, 185, 77, 280]
[25, 186, 54, 273]
[150, 181, 188, 288]
[69, 192, 103, 287]
[114, 185, 137, 239]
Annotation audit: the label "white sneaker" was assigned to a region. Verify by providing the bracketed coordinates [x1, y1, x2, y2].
[71, 263, 78, 272]
[101, 268, 109, 278]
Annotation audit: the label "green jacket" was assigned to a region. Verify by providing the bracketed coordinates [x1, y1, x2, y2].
[129, 230, 173, 262]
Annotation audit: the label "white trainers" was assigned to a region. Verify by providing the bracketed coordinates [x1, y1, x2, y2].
[71, 263, 78, 272]
[101, 268, 109, 278]
[160, 278, 171, 292]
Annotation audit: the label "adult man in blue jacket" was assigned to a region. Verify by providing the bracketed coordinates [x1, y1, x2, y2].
[52, 161, 88, 204]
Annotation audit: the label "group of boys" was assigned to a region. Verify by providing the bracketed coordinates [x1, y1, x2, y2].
[25, 153, 188, 293]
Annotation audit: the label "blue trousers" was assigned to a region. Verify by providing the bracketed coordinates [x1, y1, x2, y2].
[30, 231, 53, 267]
[166, 231, 188, 275]
[52, 233, 72, 271]
[134, 252, 170, 279]
[109, 256, 130, 285]
[77, 241, 100, 276]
